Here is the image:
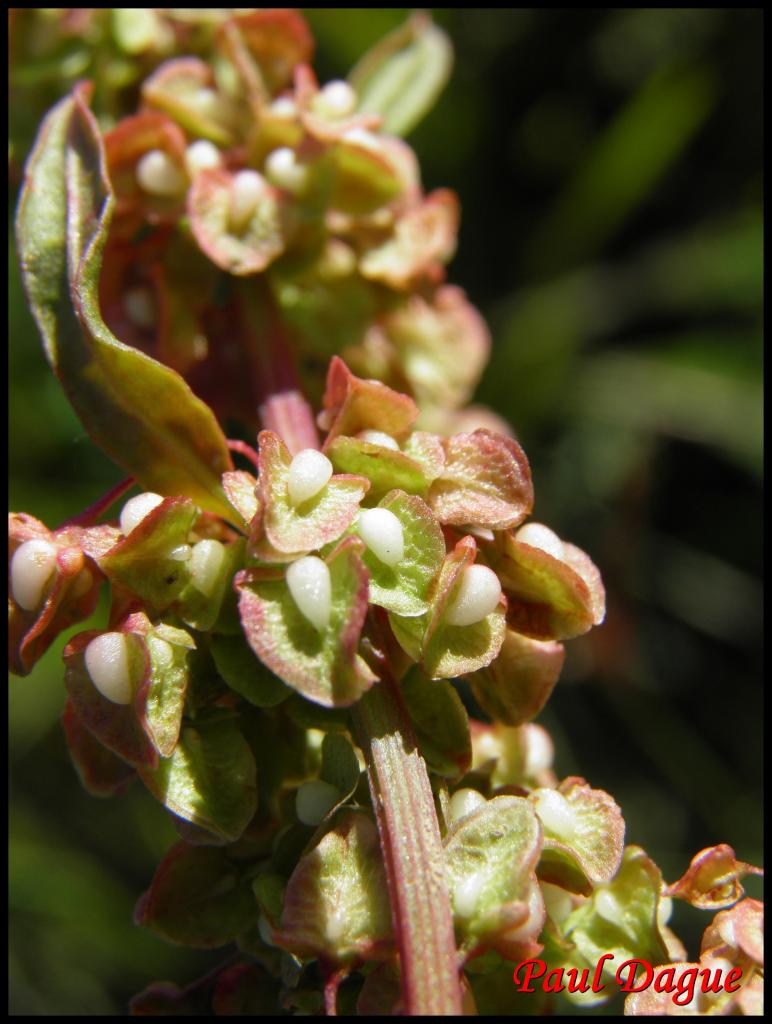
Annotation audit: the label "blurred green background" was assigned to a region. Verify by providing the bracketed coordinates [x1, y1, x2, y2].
[9, 9, 762, 1015]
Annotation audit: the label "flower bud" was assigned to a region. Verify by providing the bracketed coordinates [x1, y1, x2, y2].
[356, 429, 400, 450]
[269, 96, 298, 119]
[84, 632, 134, 705]
[516, 522, 565, 560]
[357, 508, 404, 567]
[136, 149, 186, 197]
[265, 146, 309, 194]
[445, 564, 502, 627]
[533, 789, 575, 841]
[523, 724, 554, 776]
[119, 492, 164, 535]
[295, 779, 341, 825]
[313, 79, 357, 119]
[190, 538, 225, 597]
[449, 787, 486, 823]
[229, 169, 268, 232]
[287, 449, 333, 506]
[11, 539, 58, 611]
[185, 139, 222, 177]
[286, 556, 331, 632]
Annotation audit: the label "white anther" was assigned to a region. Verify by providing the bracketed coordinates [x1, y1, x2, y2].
[190, 539, 225, 597]
[11, 539, 58, 611]
[84, 632, 133, 705]
[265, 146, 309, 194]
[515, 522, 565, 561]
[269, 95, 298, 119]
[229, 169, 268, 231]
[295, 779, 341, 825]
[657, 895, 673, 928]
[541, 882, 573, 924]
[594, 888, 625, 928]
[119, 492, 165, 535]
[168, 544, 192, 562]
[287, 449, 333, 507]
[124, 286, 156, 329]
[342, 126, 379, 150]
[523, 724, 554, 776]
[718, 917, 737, 948]
[185, 139, 222, 177]
[454, 872, 485, 920]
[136, 149, 186, 197]
[195, 87, 225, 119]
[314, 79, 357, 119]
[356, 430, 400, 451]
[533, 789, 575, 841]
[449, 787, 486, 823]
[502, 883, 544, 942]
[356, 508, 404, 568]
[444, 564, 502, 627]
[286, 556, 331, 633]
[474, 732, 502, 764]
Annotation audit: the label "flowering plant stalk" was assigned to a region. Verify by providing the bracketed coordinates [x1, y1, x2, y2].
[9, 10, 763, 1016]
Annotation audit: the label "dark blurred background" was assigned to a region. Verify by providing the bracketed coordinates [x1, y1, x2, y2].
[9, 9, 763, 1015]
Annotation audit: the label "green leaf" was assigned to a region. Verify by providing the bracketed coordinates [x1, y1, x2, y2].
[142, 57, 234, 146]
[356, 490, 445, 616]
[319, 732, 360, 802]
[532, 778, 625, 895]
[236, 537, 376, 707]
[348, 12, 453, 137]
[98, 497, 198, 609]
[275, 810, 394, 965]
[443, 795, 543, 957]
[15, 85, 234, 520]
[144, 626, 196, 758]
[136, 842, 258, 948]
[139, 713, 257, 841]
[401, 669, 471, 778]
[210, 632, 291, 708]
[327, 436, 429, 503]
[467, 629, 565, 727]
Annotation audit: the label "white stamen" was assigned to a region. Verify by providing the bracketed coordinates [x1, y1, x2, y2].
[229, 169, 268, 231]
[502, 883, 545, 942]
[313, 79, 357, 119]
[287, 449, 333, 507]
[84, 632, 134, 705]
[168, 544, 192, 562]
[718, 917, 737, 948]
[516, 522, 565, 561]
[474, 732, 502, 764]
[125, 286, 156, 329]
[594, 888, 625, 929]
[342, 126, 379, 150]
[356, 430, 400, 451]
[136, 149, 186, 197]
[444, 564, 502, 627]
[533, 789, 575, 840]
[265, 146, 309, 194]
[195, 87, 225, 120]
[523, 724, 554, 776]
[119, 492, 164, 535]
[185, 139, 222, 177]
[449, 787, 486, 823]
[11, 539, 58, 611]
[541, 882, 573, 924]
[286, 556, 331, 632]
[295, 779, 341, 825]
[269, 96, 298, 119]
[357, 508, 404, 568]
[454, 872, 485, 920]
[657, 895, 673, 928]
[190, 539, 225, 597]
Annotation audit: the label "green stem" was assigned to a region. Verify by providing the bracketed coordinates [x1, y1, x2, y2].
[352, 665, 462, 1015]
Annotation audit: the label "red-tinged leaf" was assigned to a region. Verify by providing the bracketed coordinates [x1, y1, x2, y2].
[236, 537, 376, 707]
[666, 845, 764, 911]
[532, 777, 625, 894]
[701, 898, 763, 966]
[382, 286, 491, 412]
[64, 627, 157, 770]
[356, 962, 403, 1016]
[257, 430, 368, 556]
[142, 58, 234, 146]
[274, 810, 394, 966]
[359, 189, 459, 288]
[212, 963, 278, 1015]
[16, 86, 235, 521]
[467, 629, 565, 727]
[188, 168, 286, 276]
[292, 63, 382, 145]
[9, 512, 107, 676]
[222, 471, 259, 529]
[429, 430, 533, 531]
[130, 978, 215, 1016]
[139, 713, 257, 842]
[330, 132, 405, 216]
[624, 962, 704, 1016]
[320, 356, 418, 445]
[491, 529, 605, 641]
[61, 699, 135, 798]
[136, 842, 258, 948]
[220, 9, 314, 93]
[97, 497, 198, 610]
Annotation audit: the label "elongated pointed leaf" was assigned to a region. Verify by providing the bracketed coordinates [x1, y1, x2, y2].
[16, 85, 234, 520]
